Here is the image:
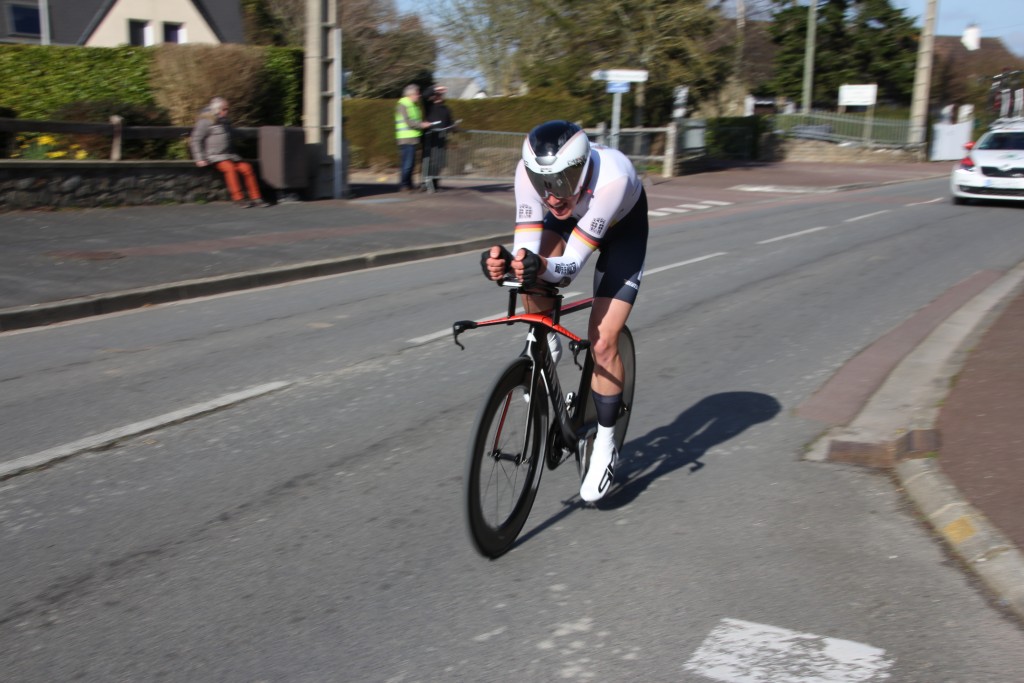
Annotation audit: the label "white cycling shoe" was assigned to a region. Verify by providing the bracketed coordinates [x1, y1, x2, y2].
[580, 437, 617, 502]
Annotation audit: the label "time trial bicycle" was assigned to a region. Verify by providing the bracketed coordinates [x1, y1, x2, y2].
[452, 279, 635, 559]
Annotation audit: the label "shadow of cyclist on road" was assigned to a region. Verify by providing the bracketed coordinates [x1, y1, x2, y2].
[510, 391, 780, 550]
[601, 391, 781, 509]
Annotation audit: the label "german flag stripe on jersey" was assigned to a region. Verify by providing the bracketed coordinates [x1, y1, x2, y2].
[571, 227, 600, 251]
[514, 222, 543, 237]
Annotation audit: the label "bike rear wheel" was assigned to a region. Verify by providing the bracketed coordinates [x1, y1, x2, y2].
[465, 357, 547, 558]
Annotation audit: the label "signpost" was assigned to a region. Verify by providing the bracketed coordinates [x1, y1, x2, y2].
[839, 83, 878, 146]
[591, 69, 648, 150]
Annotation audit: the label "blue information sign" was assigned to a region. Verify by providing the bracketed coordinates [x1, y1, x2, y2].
[606, 81, 630, 94]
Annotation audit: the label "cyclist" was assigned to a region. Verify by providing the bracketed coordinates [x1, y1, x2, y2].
[481, 120, 648, 502]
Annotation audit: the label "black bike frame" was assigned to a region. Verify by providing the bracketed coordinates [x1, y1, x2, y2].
[453, 282, 597, 454]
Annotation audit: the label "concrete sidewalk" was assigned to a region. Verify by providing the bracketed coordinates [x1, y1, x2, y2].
[3, 159, 1020, 621]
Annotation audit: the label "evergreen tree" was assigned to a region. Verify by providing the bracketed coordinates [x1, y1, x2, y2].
[767, 0, 917, 107]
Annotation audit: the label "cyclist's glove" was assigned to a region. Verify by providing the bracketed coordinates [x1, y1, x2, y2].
[517, 249, 542, 287]
[480, 245, 513, 280]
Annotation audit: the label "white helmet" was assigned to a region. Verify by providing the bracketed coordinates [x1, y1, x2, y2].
[522, 120, 591, 199]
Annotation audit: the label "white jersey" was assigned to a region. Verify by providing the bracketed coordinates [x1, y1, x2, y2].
[513, 144, 643, 284]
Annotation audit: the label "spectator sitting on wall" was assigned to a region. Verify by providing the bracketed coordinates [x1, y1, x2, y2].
[190, 97, 270, 208]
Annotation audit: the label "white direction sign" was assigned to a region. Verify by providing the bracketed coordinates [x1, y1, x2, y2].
[591, 68, 648, 83]
[838, 83, 877, 107]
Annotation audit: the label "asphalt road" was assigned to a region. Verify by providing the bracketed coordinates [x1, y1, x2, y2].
[2, 176, 1024, 682]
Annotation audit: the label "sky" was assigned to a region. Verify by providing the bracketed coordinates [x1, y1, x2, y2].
[892, 0, 1024, 57]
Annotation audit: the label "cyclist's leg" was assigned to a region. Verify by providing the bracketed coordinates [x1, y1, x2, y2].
[580, 196, 646, 502]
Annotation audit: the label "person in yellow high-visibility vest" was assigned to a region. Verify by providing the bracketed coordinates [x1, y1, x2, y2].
[395, 84, 432, 192]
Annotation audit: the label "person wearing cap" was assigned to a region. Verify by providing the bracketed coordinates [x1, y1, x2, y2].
[421, 85, 456, 191]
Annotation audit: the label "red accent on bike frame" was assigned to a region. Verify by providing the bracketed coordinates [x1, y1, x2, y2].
[492, 390, 514, 456]
[472, 297, 594, 341]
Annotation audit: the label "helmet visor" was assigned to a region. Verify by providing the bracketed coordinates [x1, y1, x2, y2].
[526, 163, 585, 200]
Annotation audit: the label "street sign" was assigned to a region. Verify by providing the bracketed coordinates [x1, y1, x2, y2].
[838, 84, 877, 107]
[591, 69, 648, 83]
[606, 81, 630, 94]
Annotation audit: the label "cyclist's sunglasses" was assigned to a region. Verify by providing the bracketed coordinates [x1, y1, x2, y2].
[527, 164, 585, 200]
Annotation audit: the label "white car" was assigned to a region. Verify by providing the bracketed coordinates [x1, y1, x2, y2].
[950, 118, 1024, 205]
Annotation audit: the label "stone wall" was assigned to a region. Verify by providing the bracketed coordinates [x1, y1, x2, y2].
[0, 160, 233, 211]
[776, 138, 924, 164]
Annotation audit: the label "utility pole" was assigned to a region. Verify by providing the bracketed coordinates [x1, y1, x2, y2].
[801, 0, 818, 114]
[909, 0, 939, 152]
[303, 0, 346, 198]
[39, 0, 50, 44]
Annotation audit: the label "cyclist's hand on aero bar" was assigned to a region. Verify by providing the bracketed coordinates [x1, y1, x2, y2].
[480, 245, 513, 281]
[513, 248, 543, 287]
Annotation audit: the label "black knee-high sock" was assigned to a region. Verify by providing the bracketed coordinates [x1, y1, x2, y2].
[592, 391, 622, 428]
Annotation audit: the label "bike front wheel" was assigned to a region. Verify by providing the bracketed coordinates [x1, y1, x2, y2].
[465, 357, 547, 558]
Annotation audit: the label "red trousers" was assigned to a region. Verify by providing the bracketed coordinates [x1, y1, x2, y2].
[215, 160, 261, 201]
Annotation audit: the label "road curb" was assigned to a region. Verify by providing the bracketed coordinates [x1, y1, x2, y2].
[806, 261, 1024, 623]
[0, 233, 507, 332]
[897, 457, 1024, 622]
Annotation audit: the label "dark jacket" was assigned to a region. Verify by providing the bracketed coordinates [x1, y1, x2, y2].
[422, 89, 455, 150]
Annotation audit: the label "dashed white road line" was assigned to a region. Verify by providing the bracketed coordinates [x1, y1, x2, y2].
[906, 198, 943, 206]
[684, 618, 894, 683]
[658, 207, 691, 214]
[757, 226, 831, 244]
[678, 203, 713, 210]
[701, 200, 733, 206]
[0, 381, 291, 479]
[644, 252, 727, 275]
[844, 210, 891, 223]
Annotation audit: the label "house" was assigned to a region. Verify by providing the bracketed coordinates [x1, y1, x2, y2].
[0, 0, 244, 46]
[435, 77, 488, 99]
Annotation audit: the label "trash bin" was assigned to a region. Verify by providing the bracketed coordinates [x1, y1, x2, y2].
[258, 126, 307, 190]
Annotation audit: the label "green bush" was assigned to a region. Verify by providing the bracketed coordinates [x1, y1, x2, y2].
[0, 45, 154, 120]
[342, 94, 591, 169]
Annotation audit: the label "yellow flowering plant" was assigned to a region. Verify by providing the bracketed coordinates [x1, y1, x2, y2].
[13, 134, 89, 160]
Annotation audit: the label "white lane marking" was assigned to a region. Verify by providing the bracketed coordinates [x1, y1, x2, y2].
[678, 203, 713, 210]
[684, 618, 894, 683]
[757, 226, 830, 244]
[844, 210, 890, 223]
[644, 252, 727, 276]
[701, 200, 733, 206]
[0, 382, 291, 479]
[659, 207, 691, 213]
[407, 292, 582, 344]
[648, 211, 671, 217]
[730, 185, 837, 194]
[906, 198, 942, 206]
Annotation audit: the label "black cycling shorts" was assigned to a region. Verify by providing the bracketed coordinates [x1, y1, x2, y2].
[543, 188, 648, 305]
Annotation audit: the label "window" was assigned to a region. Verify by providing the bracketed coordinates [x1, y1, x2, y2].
[163, 22, 184, 44]
[128, 19, 152, 46]
[8, 4, 40, 36]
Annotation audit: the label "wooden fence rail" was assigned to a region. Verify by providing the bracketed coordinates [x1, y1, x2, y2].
[0, 117, 257, 160]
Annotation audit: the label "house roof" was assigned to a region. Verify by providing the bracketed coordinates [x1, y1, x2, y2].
[435, 77, 486, 99]
[46, 0, 244, 45]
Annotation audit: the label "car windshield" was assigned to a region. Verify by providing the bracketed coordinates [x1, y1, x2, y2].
[977, 132, 1024, 151]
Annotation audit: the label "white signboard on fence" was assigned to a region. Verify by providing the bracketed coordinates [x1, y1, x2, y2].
[591, 69, 648, 83]
[838, 84, 878, 107]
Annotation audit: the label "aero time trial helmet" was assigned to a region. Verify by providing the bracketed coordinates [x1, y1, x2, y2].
[522, 120, 591, 200]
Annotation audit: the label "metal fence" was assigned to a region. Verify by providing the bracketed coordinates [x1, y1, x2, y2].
[423, 121, 706, 188]
[772, 110, 912, 147]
